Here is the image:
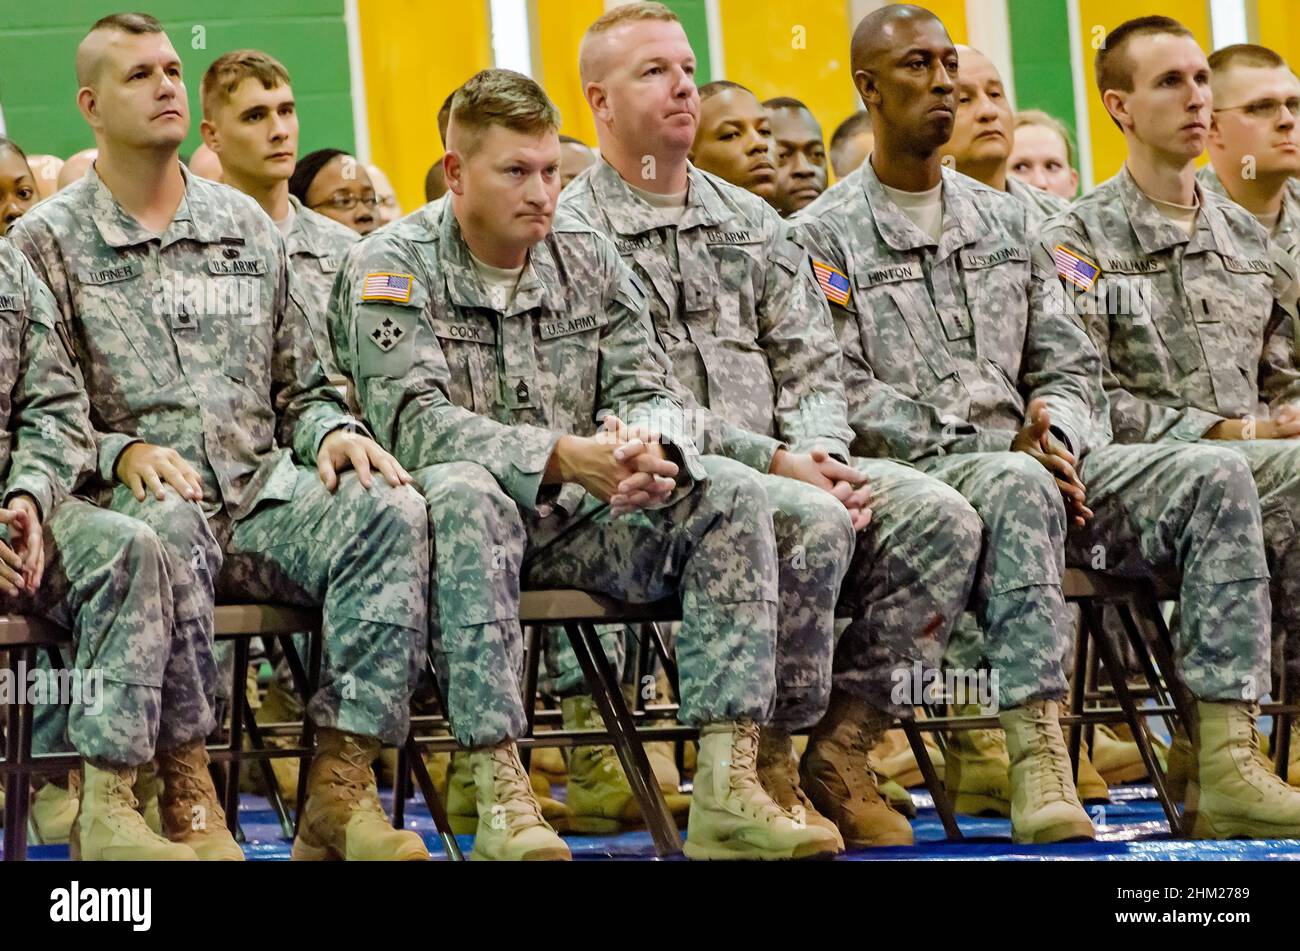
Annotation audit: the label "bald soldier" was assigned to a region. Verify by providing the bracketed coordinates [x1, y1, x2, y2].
[941, 46, 1069, 229]
[1200, 44, 1300, 268]
[1041, 16, 1300, 829]
[331, 67, 842, 861]
[0, 240, 240, 861]
[9, 13, 433, 861]
[563, 1, 987, 850]
[937, 43, 1146, 810]
[797, 4, 1298, 843]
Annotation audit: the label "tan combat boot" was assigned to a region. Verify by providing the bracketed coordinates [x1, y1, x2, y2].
[799, 692, 914, 848]
[445, 748, 573, 835]
[155, 740, 245, 861]
[1165, 725, 1194, 803]
[291, 728, 430, 861]
[1189, 701, 1300, 839]
[757, 726, 844, 853]
[1091, 724, 1148, 785]
[944, 705, 1011, 816]
[1075, 737, 1110, 804]
[73, 762, 198, 861]
[133, 761, 162, 834]
[29, 772, 80, 845]
[999, 700, 1095, 844]
[563, 695, 691, 833]
[871, 727, 945, 787]
[470, 741, 570, 861]
[686, 720, 841, 860]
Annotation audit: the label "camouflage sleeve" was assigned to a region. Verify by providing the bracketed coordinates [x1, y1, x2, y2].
[1024, 253, 1109, 456]
[2, 256, 95, 517]
[330, 236, 561, 511]
[795, 216, 1007, 462]
[594, 246, 704, 488]
[1037, 223, 1223, 443]
[1261, 242, 1300, 409]
[7, 217, 146, 481]
[756, 215, 854, 459]
[267, 237, 360, 465]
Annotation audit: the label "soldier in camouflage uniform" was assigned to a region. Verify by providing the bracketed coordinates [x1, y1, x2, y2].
[936, 44, 1146, 811]
[10, 14, 430, 861]
[1200, 43, 1300, 267]
[556, 2, 986, 849]
[331, 67, 841, 861]
[198, 49, 365, 806]
[799, 6, 1298, 844]
[0, 239, 240, 861]
[1038, 17, 1300, 836]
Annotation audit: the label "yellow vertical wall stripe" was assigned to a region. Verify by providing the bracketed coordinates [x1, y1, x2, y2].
[1076, 0, 1211, 183]
[1256, 0, 1300, 70]
[716, 0, 858, 161]
[359, 0, 494, 214]
[532, 0, 605, 147]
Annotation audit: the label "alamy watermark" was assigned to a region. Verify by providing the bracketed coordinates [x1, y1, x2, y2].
[890, 662, 1000, 715]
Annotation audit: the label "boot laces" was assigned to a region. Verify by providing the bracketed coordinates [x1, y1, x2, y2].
[99, 770, 142, 820]
[727, 722, 788, 823]
[1029, 708, 1073, 801]
[159, 748, 224, 818]
[490, 746, 546, 830]
[327, 735, 384, 815]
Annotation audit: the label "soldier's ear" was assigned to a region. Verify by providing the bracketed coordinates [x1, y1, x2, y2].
[1102, 88, 1131, 132]
[76, 87, 100, 129]
[444, 151, 465, 196]
[586, 81, 612, 124]
[854, 69, 880, 110]
[199, 118, 219, 153]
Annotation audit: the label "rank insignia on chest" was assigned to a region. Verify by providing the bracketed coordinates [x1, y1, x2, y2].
[370, 317, 407, 352]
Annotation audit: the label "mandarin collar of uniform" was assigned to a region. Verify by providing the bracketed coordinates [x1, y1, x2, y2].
[434, 197, 562, 315]
[1116, 164, 1214, 255]
[859, 159, 981, 256]
[283, 194, 321, 258]
[587, 159, 732, 236]
[1279, 179, 1300, 247]
[86, 161, 232, 251]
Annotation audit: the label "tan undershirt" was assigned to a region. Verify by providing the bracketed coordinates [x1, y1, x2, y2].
[882, 180, 945, 243]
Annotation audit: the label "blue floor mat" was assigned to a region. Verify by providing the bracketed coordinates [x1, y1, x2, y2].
[14, 782, 1300, 861]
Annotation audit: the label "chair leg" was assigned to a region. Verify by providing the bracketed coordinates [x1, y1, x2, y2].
[293, 629, 323, 838]
[1068, 605, 1091, 782]
[4, 647, 33, 861]
[1115, 602, 1180, 740]
[405, 734, 464, 861]
[392, 745, 408, 827]
[901, 716, 961, 840]
[1274, 676, 1293, 779]
[567, 621, 682, 857]
[239, 690, 294, 839]
[1080, 602, 1182, 834]
[519, 625, 541, 773]
[222, 636, 251, 839]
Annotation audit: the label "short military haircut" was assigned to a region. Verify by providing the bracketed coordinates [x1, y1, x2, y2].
[201, 50, 291, 119]
[559, 134, 590, 146]
[1095, 16, 1194, 96]
[698, 80, 753, 103]
[437, 89, 458, 148]
[1014, 109, 1077, 168]
[77, 12, 166, 87]
[579, 1, 681, 83]
[449, 69, 561, 157]
[764, 96, 811, 112]
[1208, 43, 1286, 74]
[830, 110, 872, 150]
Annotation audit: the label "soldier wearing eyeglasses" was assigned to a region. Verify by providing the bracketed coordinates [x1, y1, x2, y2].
[289, 148, 380, 237]
[1199, 44, 1300, 265]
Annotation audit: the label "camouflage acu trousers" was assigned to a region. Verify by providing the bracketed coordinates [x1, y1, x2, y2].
[539, 456, 850, 732]
[22, 499, 214, 766]
[1068, 442, 1271, 702]
[834, 458, 983, 718]
[918, 452, 1072, 708]
[1200, 439, 1300, 696]
[420, 458, 782, 745]
[109, 470, 428, 746]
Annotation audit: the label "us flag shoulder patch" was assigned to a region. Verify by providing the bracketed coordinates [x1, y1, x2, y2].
[362, 272, 415, 303]
[812, 259, 852, 306]
[1052, 245, 1099, 292]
